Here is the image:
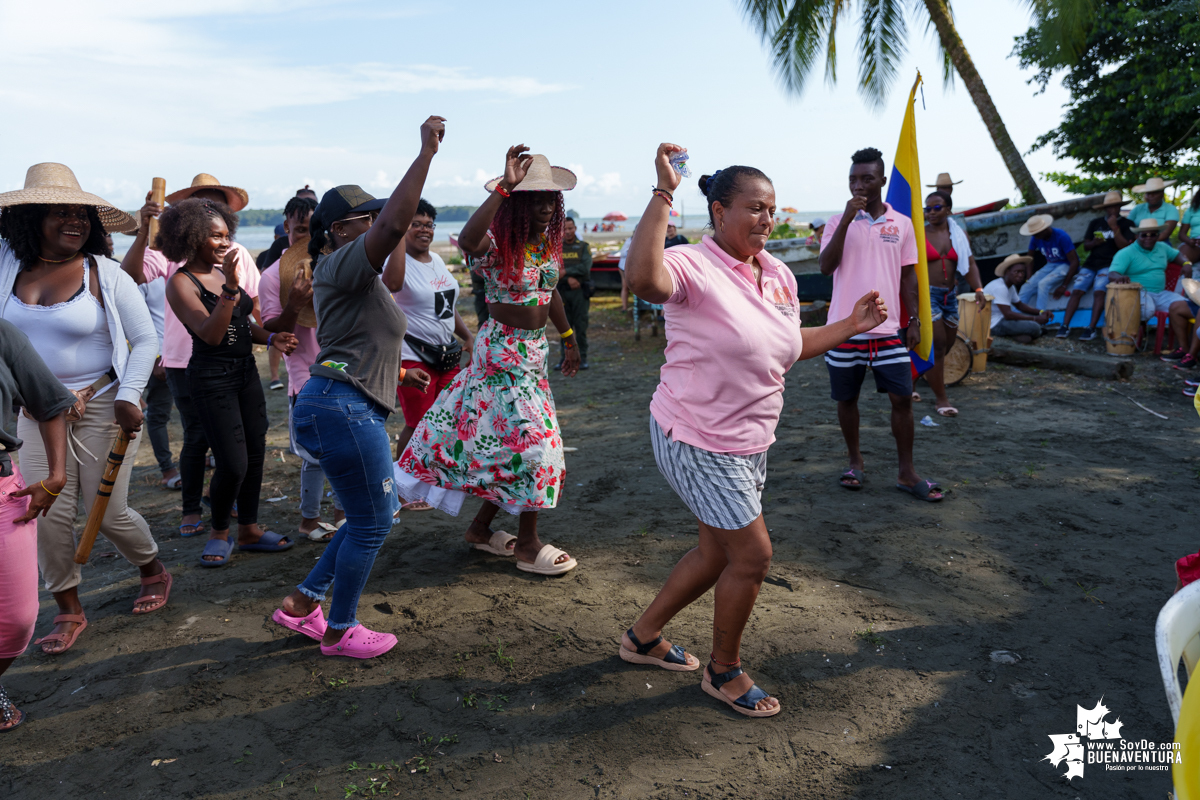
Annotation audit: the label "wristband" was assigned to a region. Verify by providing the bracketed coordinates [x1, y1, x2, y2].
[267, 332, 277, 349]
[494, 184, 511, 198]
[651, 189, 673, 208]
[222, 283, 238, 295]
[560, 327, 574, 339]
[399, 367, 407, 384]
[563, 340, 576, 349]
[653, 186, 674, 202]
[221, 294, 238, 303]
[40, 480, 61, 497]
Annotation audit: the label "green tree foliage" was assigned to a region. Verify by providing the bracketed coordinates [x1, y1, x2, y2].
[1016, 0, 1200, 195]
[435, 205, 478, 221]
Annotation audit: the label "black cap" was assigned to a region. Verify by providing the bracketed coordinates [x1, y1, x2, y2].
[311, 185, 387, 231]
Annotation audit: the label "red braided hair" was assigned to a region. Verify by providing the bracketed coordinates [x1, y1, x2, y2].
[490, 191, 565, 282]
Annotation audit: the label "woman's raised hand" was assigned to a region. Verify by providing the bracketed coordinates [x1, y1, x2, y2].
[503, 145, 533, 189]
[655, 143, 686, 193]
[851, 290, 888, 334]
[221, 248, 240, 288]
[138, 191, 162, 231]
[421, 116, 446, 156]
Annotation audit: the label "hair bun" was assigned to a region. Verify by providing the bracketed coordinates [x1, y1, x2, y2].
[698, 174, 712, 197]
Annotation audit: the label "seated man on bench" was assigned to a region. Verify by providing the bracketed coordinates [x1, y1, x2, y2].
[1108, 218, 1193, 361]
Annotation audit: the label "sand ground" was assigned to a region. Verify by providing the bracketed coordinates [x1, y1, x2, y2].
[1, 293, 1195, 799]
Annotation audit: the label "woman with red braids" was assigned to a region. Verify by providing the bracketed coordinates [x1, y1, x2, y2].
[396, 145, 580, 575]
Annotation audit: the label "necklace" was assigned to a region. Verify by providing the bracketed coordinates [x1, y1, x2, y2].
[38, 252, 81, 264]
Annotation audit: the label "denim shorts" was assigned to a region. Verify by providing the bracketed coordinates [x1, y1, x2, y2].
[930, 286, 958, 326]
[1070, 267, 1110, 293]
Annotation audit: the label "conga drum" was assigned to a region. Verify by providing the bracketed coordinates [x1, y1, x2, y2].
[1104, 282, 1142, 356]
[957, 293, 994, 373]
[942, 334, 973, 386]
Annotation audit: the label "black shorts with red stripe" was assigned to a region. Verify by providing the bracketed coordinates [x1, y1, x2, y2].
[824, 336, 913, 401]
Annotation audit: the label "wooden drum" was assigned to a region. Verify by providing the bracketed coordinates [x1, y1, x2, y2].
[1104, 282, 1142, 356]
[957, 293, 994, 373]
[942, 334, 973, 386]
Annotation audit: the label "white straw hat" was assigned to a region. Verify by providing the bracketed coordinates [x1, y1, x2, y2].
[485, 155, 576, 193]
[0, 163, 137, 233]
[1132, 176, 1176, 193]
[1019, 213, 1055, 236]
[166, 173, 250, 211]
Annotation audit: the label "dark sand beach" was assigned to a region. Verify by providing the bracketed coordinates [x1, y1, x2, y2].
[1, 293, 1193, 799]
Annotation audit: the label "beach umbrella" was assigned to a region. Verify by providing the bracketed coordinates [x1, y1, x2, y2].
[602, 211, 628, 221]
[781, 206, 799, 213]
[668, 208, 681, 220]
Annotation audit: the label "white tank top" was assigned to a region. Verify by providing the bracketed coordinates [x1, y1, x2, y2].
[2, 263, 113, 392]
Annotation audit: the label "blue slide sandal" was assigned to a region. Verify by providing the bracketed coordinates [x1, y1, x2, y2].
[198, 538, 235, 567]
[238, 531, 294, 553]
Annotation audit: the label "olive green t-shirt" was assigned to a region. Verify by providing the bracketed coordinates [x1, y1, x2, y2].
[309, 236, 407, 413]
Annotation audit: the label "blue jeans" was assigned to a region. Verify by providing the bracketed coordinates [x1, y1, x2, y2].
[1019, 262, 1069, 308]
[293, 379, 398, 630]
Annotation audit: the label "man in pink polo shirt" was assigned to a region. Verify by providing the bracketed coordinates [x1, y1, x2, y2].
[120, 176, 262, 534]
[820, 147, 942, 502]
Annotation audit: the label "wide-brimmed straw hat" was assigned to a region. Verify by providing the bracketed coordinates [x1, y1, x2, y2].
[278, 237, 317, 328]
[166, 173, 249, 211]
[1132, 176, 1176, 193]
[485, 155, 576, 193]
[926, 172, 962, 188]
[1093, 190, 1130, 210]
[0, 163, 138, 234]
[1134, 217, 1164, 234]
[994, 253, 1034, 279]
[1019, 213, 1055, 236]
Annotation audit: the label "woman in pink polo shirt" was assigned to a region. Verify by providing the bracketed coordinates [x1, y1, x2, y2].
[621, 143, 887, 718]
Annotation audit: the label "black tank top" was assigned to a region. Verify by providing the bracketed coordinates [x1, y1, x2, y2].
[180, 270, 254, 360]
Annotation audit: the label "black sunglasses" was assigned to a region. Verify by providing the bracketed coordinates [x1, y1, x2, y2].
[923, 204, 946, 213]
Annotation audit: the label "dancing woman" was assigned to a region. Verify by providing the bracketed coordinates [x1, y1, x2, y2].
[395, 145, 580, 576]
[272, 117, 441, 659]
[161, 199, 299, 566]
[619, 144, 887, 717]
[0, 163, 165, 655]
[921, 191, 984, 417]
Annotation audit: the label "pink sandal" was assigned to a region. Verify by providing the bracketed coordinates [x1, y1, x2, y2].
[319, 625, 397, 659]
[132, 566, 172, 615]
[272, 606, 328, 642]
[34, 614, 88, 655]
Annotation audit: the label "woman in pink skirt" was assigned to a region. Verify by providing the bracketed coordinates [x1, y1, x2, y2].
[0, 318, 72, 731]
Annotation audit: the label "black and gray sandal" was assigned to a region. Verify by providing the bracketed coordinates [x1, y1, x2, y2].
[0, 685, 25, 732]
[619, 628, 700, 672]
[701, 661, 780, 718]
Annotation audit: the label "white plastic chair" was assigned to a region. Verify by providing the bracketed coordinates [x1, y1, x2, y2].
[1155, 580, 1200, 726]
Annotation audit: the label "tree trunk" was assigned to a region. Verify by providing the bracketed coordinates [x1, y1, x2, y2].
[990, 339, 1134, 380]
[922, 0, 1047, 205]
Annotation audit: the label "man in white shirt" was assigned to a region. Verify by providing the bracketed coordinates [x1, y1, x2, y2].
[982, 254, 1051, 343]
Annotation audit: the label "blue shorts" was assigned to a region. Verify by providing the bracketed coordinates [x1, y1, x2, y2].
[825, 336, 913, 401]
[1071, 268, 1110, 293]
[930, 286, 958, 326]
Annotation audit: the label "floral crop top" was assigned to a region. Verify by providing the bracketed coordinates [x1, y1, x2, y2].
[473, 232, 559, 306]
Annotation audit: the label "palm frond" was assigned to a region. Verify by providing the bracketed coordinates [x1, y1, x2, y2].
[857, 0, 909, 108]
[921, 0, 955, 88]
[738, 0, 842, 97]
[1020, 0, 1097, 65]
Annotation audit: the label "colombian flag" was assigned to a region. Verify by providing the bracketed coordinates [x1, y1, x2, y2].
[884, 73, 933, 377]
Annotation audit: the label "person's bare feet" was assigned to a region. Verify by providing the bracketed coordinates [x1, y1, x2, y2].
[463, 520, 516, 553]
[160, 467, 179, 487]
[513, 537, 570, 566]
[281, 589, 319, 619]
[180, 512, 203, 536]
[709, 661, 780, 713]
[897, 469, 944, 500]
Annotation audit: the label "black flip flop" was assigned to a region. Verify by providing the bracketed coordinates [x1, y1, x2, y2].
[896, 479, 944, 502]
[839, 468, 865, 490]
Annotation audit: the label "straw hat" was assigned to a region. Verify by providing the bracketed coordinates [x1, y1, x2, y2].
[485, 155, 576, 193]
[994, 253, 1033, 279]
[0, 163, 138, 234]
[1093, 190, 1130, 210]
[1134, 217, 1164, 234]
[1132, 176, 1176, 193]
[1181, 278, 1200, 307]
[278, 237, 317, 328]
[925, 172, 962, 188]
[1019, 213, 1055, 236]
[166, 173, 249, 211]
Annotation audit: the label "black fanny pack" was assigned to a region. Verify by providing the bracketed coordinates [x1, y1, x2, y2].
[405, 334, 463, 372]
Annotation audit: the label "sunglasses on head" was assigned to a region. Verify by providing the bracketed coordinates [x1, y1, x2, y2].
[923, 204, 946, 213]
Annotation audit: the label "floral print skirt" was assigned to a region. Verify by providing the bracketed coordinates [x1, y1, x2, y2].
[395, 318, 564, 516]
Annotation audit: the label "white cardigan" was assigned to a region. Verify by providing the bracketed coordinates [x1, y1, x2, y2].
[0, 242, 156, 406]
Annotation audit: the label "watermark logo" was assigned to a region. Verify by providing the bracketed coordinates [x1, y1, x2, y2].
[1042, 697, 1178, 781]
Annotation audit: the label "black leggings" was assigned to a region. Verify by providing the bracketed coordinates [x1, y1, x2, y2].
[186, 355, 268, 530]
[165, 366, 209, 517]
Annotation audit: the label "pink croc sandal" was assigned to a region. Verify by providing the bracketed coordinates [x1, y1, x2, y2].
[320, 625, 397, 659]
[272, 606, 328, 642]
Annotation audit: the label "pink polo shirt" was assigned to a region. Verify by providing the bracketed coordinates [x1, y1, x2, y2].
[144, 243, 260, 368]
[649, 235, 803, 455]
[259, 260, 320, 396]
[821, 203, 917, 339]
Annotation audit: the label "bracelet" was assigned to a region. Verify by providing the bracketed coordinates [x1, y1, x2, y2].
[221, 294, 238, 303]
[222, 283, 238, 295]
[494, 184, 511, 198]
[563, 340, 576, 349]
[267, 332, 277, 349]
[399, 367, 407, 384]
[652, 186, 674, 202]
[560, 327, 574, 339]
[651, 189, 673, 208]
[39, 480, 61, 497]
[709, 652, 741, 667]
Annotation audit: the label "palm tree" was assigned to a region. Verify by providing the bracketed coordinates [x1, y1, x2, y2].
[740, 0, 1049, 205]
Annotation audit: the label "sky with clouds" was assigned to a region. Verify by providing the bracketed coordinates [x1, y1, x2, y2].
[0, 0, 1077, 218]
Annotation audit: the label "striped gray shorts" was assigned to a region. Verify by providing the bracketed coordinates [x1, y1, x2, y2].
[650, 417, 767, 530]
